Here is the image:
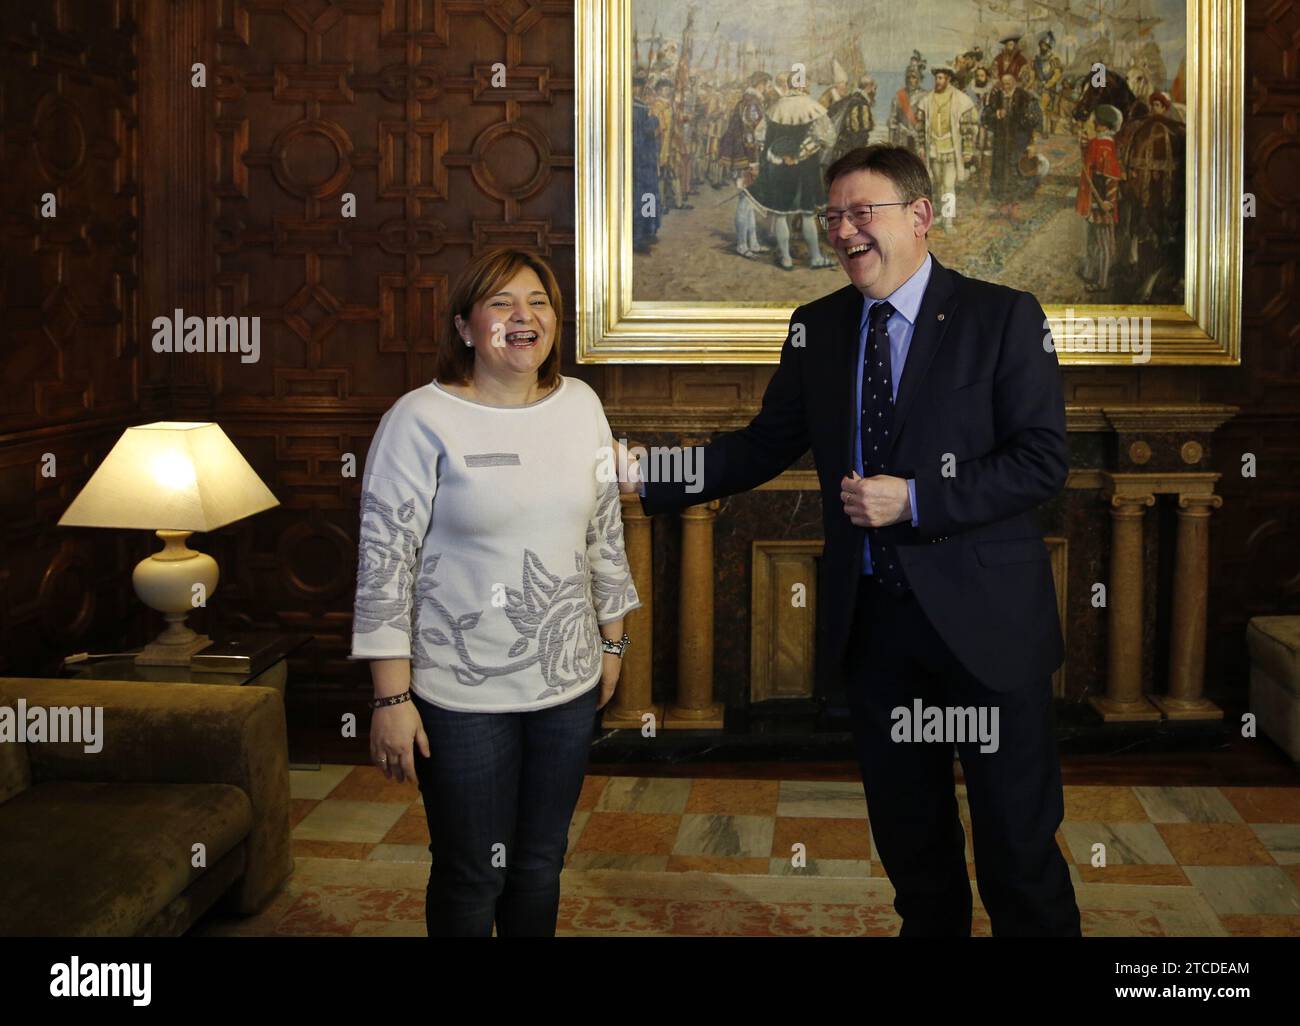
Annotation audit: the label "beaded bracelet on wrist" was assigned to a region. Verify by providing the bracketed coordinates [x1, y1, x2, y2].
[369, 691, 411, 709]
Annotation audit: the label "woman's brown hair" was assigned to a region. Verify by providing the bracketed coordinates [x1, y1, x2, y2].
[436, 247, 563, 388]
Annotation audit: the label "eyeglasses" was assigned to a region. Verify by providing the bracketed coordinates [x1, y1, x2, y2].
[816, 202, 912, 231]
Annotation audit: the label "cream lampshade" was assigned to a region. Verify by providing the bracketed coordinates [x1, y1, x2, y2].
[58, 422, 279, 666]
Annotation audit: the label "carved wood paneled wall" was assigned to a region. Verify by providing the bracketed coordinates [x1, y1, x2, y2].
[0, 1, 147, 673]
[1, 2, 1296, 733]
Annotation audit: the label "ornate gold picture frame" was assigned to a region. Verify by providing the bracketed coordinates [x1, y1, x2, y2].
[575, 0, 1243, 365]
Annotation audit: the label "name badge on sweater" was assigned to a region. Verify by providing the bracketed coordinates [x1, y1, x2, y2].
[464, 453, 521, 468]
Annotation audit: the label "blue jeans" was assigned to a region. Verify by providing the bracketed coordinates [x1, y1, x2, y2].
[411, 683, 599, 936]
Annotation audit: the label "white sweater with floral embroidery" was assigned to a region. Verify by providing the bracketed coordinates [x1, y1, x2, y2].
[348, 376, 641, 712]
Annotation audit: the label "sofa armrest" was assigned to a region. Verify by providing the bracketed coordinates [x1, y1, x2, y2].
[0, 677, 292, 915]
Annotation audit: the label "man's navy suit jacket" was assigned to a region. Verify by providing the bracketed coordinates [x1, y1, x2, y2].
[640, 254, 1069, 693]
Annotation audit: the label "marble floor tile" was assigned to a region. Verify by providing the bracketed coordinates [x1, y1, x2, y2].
[566, 853, 669, 872]
[1250, 823, 1300, 864]
[672, 813, 775, 858]
[289, 764, 353, 800]
[291, 840, 374, 860]
[1179, 866, 1300, 917]
[573, 811, 681, 855]
[380, 805, 431, 845]
[574, 775, 609, 812]
[1063, 785, 1149, 822]
[1079, 908, 1168, 937]
[1156, 823, 1275, 866]
[293, 799, 408, 843]
[1074, 863, 1191, 886]
[767, 858, 874, 878]
[1072, 879, 1227, 936]
[366, 844, 432, 863]
[685, 778, 780, 816]
[777, 780, 868, 819]
[290, 854, 430, 889]
[1060, 822, 1176, 865]
[566, 810, 590, 854]
[666, 855, 770, 874]
[1219, 914, 1300, 937]
[596, 776, 692, 814]
[1220, 787, 1300, 824]
[322, 765, 420, 804]
[289, 798, 319, 829]
[1133, 786, 1244, 824]
[772, 816, 872, 860]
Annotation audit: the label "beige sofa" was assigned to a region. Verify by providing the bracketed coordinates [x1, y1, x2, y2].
[0, 677, 293, 936]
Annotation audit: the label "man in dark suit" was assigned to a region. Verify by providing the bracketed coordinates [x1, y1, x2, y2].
[617, 144, 1081, 937]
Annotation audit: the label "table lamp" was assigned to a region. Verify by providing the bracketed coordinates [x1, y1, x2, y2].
[58, 421, 279, 666]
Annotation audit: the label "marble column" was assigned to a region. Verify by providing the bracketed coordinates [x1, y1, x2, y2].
[602, 493, 662, 729]
[1091, 492, 1161, 721]
[1154, 492, 1225, 720]
[666, 500, 724, 729]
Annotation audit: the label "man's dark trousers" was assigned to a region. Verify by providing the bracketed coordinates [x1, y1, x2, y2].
[846, 573, 1081, 937]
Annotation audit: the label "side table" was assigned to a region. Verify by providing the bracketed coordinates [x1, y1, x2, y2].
[64, 633, 318, 769]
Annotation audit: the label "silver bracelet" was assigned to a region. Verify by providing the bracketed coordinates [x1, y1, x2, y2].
[601, 633, 631, 657]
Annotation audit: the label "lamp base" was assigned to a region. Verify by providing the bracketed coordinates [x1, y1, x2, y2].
[134, 617, 214, 666]
[132, 531, 219, 666]
[135, 635, 213, 666]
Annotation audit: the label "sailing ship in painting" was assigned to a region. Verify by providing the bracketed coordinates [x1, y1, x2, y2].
[630, 0, 1186, 307]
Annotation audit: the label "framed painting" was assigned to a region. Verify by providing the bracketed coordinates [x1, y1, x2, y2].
[575, 0, 1243, 364]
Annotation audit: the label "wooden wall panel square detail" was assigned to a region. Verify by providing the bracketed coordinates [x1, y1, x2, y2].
[750, 540, 823, 703]
[206, 0, 575, 405]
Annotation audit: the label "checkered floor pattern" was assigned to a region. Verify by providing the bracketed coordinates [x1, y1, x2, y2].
[192, 766, 1300, 936]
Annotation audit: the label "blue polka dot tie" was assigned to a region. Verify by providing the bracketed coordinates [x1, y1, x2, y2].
[861, 300, 906, 594]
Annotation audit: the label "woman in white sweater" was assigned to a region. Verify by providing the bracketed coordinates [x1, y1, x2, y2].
[349, 247, 641, 936]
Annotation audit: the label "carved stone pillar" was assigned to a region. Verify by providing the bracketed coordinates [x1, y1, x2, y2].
[1091, 489, 1161, 721]
[666, 499, 724, 729]
[602, 493, 662, 729]
[1154, 490, 1225, 720]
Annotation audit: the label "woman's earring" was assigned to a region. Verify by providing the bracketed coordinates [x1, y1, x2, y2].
[463, 334, 473, 347]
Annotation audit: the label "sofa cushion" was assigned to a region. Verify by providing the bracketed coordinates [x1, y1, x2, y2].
[1247, 616, 1300, 694]
[0, 736, 29, 804]
[0, 779, 253, 936]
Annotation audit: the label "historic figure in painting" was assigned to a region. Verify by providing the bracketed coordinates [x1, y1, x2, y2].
[739, 83, 837, 270]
